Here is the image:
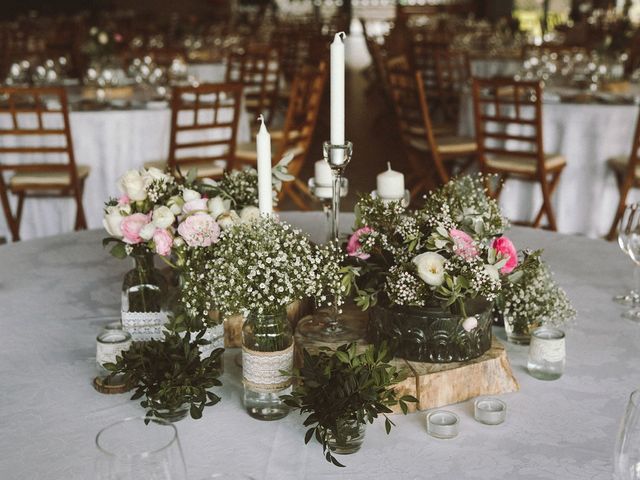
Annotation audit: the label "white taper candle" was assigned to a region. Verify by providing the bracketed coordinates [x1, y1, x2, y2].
[330, 32, 346, 164]
[256, 115, 273, 215]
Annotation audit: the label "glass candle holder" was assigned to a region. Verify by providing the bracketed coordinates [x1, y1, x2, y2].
[527, 327, 566, 380]
[96, 330, 131, 379]
[474, 397, 506, 425]
[426, 410, 459, 439]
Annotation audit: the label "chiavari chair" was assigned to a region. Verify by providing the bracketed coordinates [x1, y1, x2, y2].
[606, 109, 640, 240]
[434, 48, 471, 125]
[236, 64, 327, 209]
[225, 45, 281, 124]
[471, 77, 567, 231]
[0, 86, 89, 242]
[387, 61, 478, 198]
[145, 83, 243, 179]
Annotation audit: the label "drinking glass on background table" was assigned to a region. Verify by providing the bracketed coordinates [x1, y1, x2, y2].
[620, 204, 640, 321]
[95, 416, 187, 480]
[614, 390, 640, 479]
[614, 204, 640, 305]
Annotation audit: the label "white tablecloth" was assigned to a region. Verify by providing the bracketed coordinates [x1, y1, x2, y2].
[0, 211, 634, 479]
[460, 97, 640, 238]
[470, 57, 522, 79]
[0, 102, 250, 241]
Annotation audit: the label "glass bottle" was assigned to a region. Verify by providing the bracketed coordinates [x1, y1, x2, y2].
[121, 252, 168, 342]
[242, 309, 292, 421]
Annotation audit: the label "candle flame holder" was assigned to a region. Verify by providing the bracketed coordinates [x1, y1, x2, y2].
[296, 141, 361, 342]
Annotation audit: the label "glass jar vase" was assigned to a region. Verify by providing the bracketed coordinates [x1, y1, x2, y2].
[323, 419, 366, 455]
[121, 252, 168, 342]
[504, 316, 542, 345]
[242, 309, 293, 421]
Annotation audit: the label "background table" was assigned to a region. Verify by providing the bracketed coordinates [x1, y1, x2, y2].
[460, 97, 640, 238]
[0, 211, 635, 479]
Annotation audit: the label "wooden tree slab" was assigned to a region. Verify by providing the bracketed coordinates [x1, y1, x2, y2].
[294, 306, 519, 413]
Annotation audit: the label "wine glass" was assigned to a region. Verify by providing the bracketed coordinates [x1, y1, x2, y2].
[95, 416, 187, 480]
[614, 204, 640, 305]
[614, 390, 640, 479]
[621, 204, 640, 321]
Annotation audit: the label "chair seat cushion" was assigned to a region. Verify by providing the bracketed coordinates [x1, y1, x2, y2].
[10, 165, 90, 188]
[485, 153, 566, 174]
[409, 136, 477, 156]
[607, 155, 639, 176]
[143, 160, 225, 178]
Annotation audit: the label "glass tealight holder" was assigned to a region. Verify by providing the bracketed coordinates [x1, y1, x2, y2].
[474, 397, 506, 425]
[426, 410, 459, 439]
[95, 329, 132, 392]
[527, 327, 565, 380]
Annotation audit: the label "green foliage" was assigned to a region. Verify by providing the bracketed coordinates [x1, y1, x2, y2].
[105, 331, 223, 421]
[281, 343, 417, 467]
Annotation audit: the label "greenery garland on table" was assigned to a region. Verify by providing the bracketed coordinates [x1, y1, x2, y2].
[282, 343, 417, 467]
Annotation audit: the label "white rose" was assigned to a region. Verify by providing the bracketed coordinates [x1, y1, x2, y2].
[118, 170, 147, 202]
[139, 222, 156, 241]
[98, 32, 109, 45]
[484, 264, 500, 282]
[412, 252, 446, 286]
[167, 195, 184, 215]
[462, 316, 478, 332]
[208, 196, 229, 219]
[182, 188, 201, 202]
[103, 205, 124, 238]
[217, 211, 240, 230]
[240, 206, 261, 224]
[143, 167, 170, 186]
[152, 206, 175, 229]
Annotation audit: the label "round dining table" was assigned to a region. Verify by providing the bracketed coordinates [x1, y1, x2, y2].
[0, 211, 634, 480]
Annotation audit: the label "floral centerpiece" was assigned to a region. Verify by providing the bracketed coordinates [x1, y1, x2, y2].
[346, 175, 575, 361]
[179, 215, 347, 420]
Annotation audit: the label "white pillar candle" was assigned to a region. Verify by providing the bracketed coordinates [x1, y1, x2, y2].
[330, 32, 345, 164]
[256, 115, 273, 215]
[376, 162, 405, 199]
[314, 159, 333, 187]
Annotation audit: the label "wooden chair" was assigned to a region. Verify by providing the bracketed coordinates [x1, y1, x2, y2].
[236, 64, 328, 210]
[225, 45, 280, 124]
[606, 109, 640, 240]
[471, 77, 567, 231]
[146, 83, 243, 178]
[0, 86, 89, 241]
[386, 61, 478, 198]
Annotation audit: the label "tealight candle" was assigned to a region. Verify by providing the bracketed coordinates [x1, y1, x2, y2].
[528, 327, 566, 380]
[376, 163, 405, 199]
[426, 410, 459, 439]
[474, 397, 506, 425]
[314, 159, 333, 187]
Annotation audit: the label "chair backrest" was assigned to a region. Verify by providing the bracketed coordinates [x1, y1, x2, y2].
[622, 108, 640, 182]
[168, 82, 243, 175]
[0, 86, 78, 180]
[386, 60, 449, 182]
[225, 45, 280, 123]
[434, 48, 470, 124]
[275, 63, 328, 179]
[471, 77, 545, 172]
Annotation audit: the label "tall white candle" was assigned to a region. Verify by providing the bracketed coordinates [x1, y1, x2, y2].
[256, 115, 273, 215]
[377, 162, 405, 199]
[330, 32, 345, 164]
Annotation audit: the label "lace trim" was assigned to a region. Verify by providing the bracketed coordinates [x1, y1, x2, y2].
[242, 344, 293, 393]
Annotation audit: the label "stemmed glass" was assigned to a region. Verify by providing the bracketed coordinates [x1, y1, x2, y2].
[614, 390, 640, 479]
[620, 204, 640, 320]
[95, 416, 187, 480]
[614, 204, 640, 305]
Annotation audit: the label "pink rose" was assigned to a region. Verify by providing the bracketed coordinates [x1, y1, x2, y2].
[121, 213, 150, 244]
[177, 213, 220, 247]
[118, 195, 130, 205]
[182, 198, 209, 214]
[153, 228, 173, 256]
[347, 226, 373, 260]
[450, 229, 478, 260]
[492, 236, 518, 274]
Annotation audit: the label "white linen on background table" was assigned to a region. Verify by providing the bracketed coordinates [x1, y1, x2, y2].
[0, 104, 250, 241]
[0, 211, 634, 480]
[460, 96, 640, 238]
[470, 57, 522, 79]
